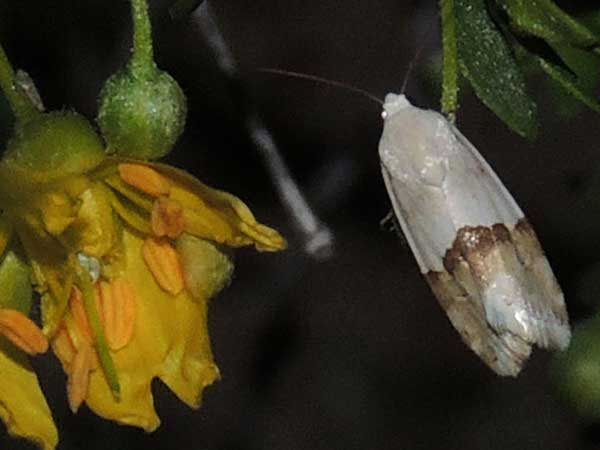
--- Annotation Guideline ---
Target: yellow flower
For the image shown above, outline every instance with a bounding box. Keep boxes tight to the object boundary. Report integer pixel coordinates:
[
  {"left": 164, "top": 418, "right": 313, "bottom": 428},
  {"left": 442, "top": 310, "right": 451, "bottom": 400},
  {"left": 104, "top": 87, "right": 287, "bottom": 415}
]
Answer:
[{"left": 0, "top": 156, "right": 285, "bottom": 448}]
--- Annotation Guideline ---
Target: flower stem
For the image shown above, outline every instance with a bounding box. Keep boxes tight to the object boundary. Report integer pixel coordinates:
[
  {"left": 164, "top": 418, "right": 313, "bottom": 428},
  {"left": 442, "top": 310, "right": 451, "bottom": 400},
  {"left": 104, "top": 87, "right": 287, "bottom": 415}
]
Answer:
[
  {"left": 130, "top": 0, "right": 156, "bottom": 76},
  {"left": 440, "top": 0, "right": 458, "bottom": 122},
  {"left": 0, "top": 42, "right": 38, "bottom": 123},
  {"left": 77, "top": 268, "right": 121, "bottom": 400}
]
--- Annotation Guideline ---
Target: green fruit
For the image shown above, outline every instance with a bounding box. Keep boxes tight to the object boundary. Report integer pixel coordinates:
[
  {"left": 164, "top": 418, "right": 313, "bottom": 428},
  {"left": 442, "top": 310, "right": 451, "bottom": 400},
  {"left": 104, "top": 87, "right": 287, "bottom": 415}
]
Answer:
[
  {"left": 552, "top": 316, "right": 600, "bottom": 420},
  {"left": 0, "top": 111, "right": 105, "bottom": 186},
  {"left": 97, "top": 65, "right": 187, "bottom": 160}
]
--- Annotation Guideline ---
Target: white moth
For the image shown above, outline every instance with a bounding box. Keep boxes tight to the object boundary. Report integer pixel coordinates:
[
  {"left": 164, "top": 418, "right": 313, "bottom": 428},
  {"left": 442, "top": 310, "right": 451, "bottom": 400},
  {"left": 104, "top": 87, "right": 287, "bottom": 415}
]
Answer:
[{"left": 379, "top": 93, "right": 570, "bottom": 376}]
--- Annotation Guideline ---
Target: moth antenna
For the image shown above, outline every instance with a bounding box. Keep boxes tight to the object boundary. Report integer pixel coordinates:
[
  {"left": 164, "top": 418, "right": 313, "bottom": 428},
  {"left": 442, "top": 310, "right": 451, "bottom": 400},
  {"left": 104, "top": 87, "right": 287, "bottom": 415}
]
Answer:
[
  {"left": 400, "top": 18, "right": 437, "bottom": 95},
  {"left": 258, "top": 68, "right": 384, "bottom": 106}
]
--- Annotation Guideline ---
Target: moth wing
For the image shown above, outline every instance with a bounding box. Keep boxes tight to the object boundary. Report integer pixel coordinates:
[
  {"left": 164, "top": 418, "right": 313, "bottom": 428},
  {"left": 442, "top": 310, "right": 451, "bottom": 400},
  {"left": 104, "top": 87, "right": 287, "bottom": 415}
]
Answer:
[
  {"left": 382, "top": 166, "right": 531, "bottom": 375},
  {"left": 426, "top": 270, "right": 531, "bottom": 376},
  {"left": 448, "top": 128, "right": 570, "bottom": 351}
]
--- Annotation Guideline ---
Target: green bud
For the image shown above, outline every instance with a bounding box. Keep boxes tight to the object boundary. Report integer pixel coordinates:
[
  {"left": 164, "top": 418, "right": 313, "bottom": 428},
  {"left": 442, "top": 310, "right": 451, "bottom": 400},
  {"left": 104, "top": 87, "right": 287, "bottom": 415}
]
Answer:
[
  {"left": 0, "top": 111, "right": 105, "bottom": 187},
  {"left": 176, "top": 233, "right": 234, "bottom": 300},
  {"left": 552, "top": 316, "right": 600, "bottom": 420},
  {"left": 97, "top": 0, "right": 187, "bottom": 160},
  {"left": 97, "top": 65, "right": 186, "bottom": 160}
]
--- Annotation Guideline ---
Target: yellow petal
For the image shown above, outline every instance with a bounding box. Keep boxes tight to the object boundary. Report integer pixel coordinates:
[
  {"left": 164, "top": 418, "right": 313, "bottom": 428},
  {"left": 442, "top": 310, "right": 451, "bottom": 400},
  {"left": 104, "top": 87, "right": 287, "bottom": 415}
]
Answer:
[
  {"left": 82, "top": 229, "right": 218, "bottom": 430},
  {"left": 63, "top": 183, "right": 118, "bottom": 258},
  {"left": 0, "top": 341, "right": 58, "bottom": 450},
  {"left": 0, "top": 251, "right": 57, "bottom": 448},
  {"left": 149, "top": 162, "right": 286, "bottom": 251}
]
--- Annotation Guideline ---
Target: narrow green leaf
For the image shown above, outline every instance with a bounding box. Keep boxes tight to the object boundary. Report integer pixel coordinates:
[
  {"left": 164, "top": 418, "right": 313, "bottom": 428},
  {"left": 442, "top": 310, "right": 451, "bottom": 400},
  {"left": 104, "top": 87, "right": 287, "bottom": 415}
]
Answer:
[
  {"left": 512, "top": 36, "right": 600, "bottom": 114},
  {"left": 552, "top": 43, "right": 600, "bottom": 91},
  {"left": 580, "top": 9, "right": 600, "bottom": 36},
  {"left": 536, "top": 57, "right": 600, "bottom": 113},
  {"left": 497, "top": 0, "right": 600, "bottom": 49},
  {"left": 456, "top": 0, "right": 538, "bottom": 139},
  {"left": 440, "top": 0, "right": 459, "bottom": 120}
]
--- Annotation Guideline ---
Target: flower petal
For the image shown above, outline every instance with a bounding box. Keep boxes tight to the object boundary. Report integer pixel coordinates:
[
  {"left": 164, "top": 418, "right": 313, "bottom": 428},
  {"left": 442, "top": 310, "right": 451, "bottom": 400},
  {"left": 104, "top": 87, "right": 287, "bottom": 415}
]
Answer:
[
  {"left": 82, "top": 229, "right": 218, "bottom": 430},
  {"left": 0, "top": 342, "right": 58, "bottom": 450},
  {"left": 109, "top": 159, "right": 286, "bottom": 251},
  {"left": 0, "top": 252, "right": 57, "bottom": 449}
]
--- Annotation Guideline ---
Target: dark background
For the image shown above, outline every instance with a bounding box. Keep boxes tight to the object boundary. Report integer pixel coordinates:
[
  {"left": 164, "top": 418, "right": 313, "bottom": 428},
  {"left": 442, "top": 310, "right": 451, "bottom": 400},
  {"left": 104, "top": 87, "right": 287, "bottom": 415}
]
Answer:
[{"left": 1, "top": 1, "right": 600, "bottom": 449}]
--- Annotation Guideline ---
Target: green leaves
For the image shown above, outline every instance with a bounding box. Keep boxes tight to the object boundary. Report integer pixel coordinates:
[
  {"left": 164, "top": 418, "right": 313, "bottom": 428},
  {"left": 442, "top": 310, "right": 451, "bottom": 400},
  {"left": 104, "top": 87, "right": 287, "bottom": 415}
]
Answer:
[
  {"left": 497, "top": 0, "right": 600, "bottom": 49},
  {"left": 455, "top": 0, "right": 537, "bottom": 138},
  {"left": 441, "top": 0, "right": 600, "bottom": 139}
]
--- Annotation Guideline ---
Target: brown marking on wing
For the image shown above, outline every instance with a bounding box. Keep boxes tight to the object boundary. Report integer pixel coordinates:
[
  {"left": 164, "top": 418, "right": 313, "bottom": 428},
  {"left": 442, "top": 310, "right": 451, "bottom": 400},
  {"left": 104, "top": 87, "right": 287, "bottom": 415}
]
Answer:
[{"left": 426, "top": 270, "right": 531, "bottom": 376}]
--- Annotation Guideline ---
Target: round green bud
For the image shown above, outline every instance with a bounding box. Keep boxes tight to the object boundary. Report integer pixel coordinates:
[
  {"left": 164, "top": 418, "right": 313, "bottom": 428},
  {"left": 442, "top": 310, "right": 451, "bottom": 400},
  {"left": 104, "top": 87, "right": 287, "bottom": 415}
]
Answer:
[
  {"left": 97, "top": 65, "right": 187, "bottom": 160},
  {"left": 0, "top": 111, "right": 105, "bottom": 187},
  {"left": 552, "top": 317, "right": 600, "bottom": 420},
  {"left": 176, "top": 233, "right": 234, "bottom": 300}
]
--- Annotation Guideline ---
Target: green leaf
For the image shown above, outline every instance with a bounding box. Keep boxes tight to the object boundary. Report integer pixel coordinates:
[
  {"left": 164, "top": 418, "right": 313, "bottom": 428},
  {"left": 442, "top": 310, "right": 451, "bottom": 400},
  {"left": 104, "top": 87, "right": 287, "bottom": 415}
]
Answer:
[
  {"left": 0, "top": 251, "right": 32, "bottom": 314},
  {"left": 440, "top": 0, "right": 459, "bottom": 119},
  {"left": 168, "top": 0, "right": 203, "bottom": 20},
  {"left": 497, "top": 0, "right": 600, "bottom": 49},
  {"left": 514, "top": 38, "right": 600, "bottom": 114},
  {"left": 580, "top": 9, "right": 600, "bottom": 36},
  {"left": 536, "top": 56, "right": 600, "bottom": 113},
  {"left": 455, "top": 0, "right": 538, "bottom": 139},
  {"left": 552, "top": 43, "right": 600, "bottom": 90}
]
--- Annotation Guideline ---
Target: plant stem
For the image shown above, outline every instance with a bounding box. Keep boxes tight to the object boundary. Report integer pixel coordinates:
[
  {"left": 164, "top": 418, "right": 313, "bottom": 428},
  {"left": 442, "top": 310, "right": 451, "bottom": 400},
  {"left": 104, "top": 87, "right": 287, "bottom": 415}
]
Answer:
[
  {"left": 440, "top": 0, "right": 458, "bottom": 121},
  {"left": 130, "top": 0, "right": 156, "bottom": 75},
  {"left": 77, "top": 268, "right": 121, "bottom": 400},
  {"left": 0, "top": 42, "right": 38, "bottom": 123}
]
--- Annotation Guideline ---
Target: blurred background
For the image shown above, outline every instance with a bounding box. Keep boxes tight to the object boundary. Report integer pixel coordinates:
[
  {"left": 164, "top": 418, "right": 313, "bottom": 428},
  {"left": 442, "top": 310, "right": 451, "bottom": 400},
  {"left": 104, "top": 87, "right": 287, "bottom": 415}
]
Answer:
[{"left": 1, "top": 0, "right": 600, "bottom": 449}]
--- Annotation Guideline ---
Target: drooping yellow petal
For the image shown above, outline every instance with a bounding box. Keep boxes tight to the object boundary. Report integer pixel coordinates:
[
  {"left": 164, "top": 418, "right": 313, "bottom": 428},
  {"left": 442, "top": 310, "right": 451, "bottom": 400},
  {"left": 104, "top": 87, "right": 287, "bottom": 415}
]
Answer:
[
  {"left": 0, "top": 341, "right": 58, "bottom": 450},
  {"left": 0, "top": 251, "right": 57, "bottom": 449},
  {"left": 82, "top": 229, "right": 218, "bottom": 430},
  {"left": 148, "top": 162, "right": 286, "bottom": 251}
]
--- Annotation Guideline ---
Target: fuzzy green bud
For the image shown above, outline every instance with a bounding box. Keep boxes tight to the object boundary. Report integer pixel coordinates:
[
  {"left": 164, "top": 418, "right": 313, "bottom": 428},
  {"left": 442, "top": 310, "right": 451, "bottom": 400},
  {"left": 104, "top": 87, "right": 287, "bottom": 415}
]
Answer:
[
  {"left": 0, "top": 111, "right": 105, "bottom": 187},
  {"left": 96, "top": 0, "right": 187, "bottom": 160},
  {"left": 97, "top": 65, "right": 186, "bottom": 160}
]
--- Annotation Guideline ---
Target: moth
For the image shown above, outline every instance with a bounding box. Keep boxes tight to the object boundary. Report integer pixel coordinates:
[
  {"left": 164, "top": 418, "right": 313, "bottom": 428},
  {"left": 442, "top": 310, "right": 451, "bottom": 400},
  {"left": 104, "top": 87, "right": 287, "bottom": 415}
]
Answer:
[{"left": 379, "top": 93, "right": 570, "bottom": 376}]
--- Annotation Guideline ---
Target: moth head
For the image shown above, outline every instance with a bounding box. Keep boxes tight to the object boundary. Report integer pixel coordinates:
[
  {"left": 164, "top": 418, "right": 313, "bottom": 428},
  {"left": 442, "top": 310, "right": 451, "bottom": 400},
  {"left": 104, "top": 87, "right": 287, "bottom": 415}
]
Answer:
[
  {"left": 382, "top": 93, "right": 412, "bottom": 119},
  {"left": 379, "top": 97, "right": 448, "bottom": 187}
]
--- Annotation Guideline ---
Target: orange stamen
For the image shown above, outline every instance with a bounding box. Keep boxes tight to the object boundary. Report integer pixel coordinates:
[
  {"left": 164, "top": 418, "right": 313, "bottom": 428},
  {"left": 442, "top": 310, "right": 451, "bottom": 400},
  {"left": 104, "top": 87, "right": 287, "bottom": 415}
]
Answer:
[
  {"left": 96, "top": 279, "right": 136, "bottom": 350},
  {"left": 52, "top": 325, "right": 77, "bottom": 367},
  {"left": 0, "top": 309, "right": 48, "bottom": 355},
  {"left": 67, "top": 343, "right": 93, "bottom": 413},
  {"left": 118, "top": 163, "right": 170, "bottom": 197},
  {"left": 142, "top": 238, "right": 184, "bottom": 295},
  {"left": 151, "top": 196, "right": 185, "bottom": 238}
]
